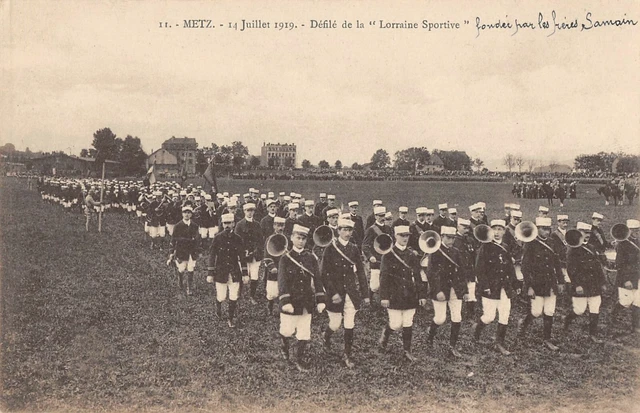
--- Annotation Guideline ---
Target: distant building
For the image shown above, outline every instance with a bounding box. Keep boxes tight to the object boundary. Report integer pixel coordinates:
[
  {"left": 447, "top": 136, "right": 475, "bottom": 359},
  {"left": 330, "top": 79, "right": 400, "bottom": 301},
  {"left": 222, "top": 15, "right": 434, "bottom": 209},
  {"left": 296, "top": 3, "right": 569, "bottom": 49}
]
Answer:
[
  {"left": 261, "top": 142, "right": 296, "bottom": 168},
  {"left": 146, "top": 148, "right": 179, "bottom": 175},
  {"left": 155, "top": 137, "right": 198, "bottom": 175},
  {"left": 533, "top": 164, "right": 572, "bottom": 174},
  {"left": 417, "top": 153, "right": 445, "bottom": 173},
  {"left": 30, "top": 154, "right": 120, "bottom": 177}
]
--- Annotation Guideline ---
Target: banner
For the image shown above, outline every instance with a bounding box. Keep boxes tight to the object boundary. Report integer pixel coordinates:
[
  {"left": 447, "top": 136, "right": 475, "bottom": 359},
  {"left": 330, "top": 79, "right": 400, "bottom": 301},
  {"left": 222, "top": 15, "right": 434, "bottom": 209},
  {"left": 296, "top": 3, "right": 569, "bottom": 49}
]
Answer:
[
  {"left": 146, "top": 164, "right": 156, "bottom": 185},
  {"left": 203, "top": 159, "right": 218, "bottom": 194}
]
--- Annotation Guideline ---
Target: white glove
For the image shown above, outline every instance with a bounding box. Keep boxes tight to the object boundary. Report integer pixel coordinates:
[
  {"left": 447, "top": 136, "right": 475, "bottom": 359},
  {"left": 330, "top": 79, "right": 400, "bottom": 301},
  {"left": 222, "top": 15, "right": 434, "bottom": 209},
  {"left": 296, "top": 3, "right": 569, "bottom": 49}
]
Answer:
[
  {"left": 317, "top": 303, "right": 326, "bottom": 313},
  {"left": 281, "top": 303, "right": 294, "bottom": 314},
  {"left": 242, "top": 275, "right": 250, "bottom": 285},
  {"left": 206, "top": 276, "right": 214, "bottom": 283}
]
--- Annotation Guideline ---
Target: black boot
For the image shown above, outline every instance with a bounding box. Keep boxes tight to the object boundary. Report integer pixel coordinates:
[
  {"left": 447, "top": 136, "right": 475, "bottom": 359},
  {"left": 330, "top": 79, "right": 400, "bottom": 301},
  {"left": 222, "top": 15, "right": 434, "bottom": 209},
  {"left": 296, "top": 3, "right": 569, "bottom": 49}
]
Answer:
[
  {"left": 473, "top": 320, "right": 486, "bottom": 342},
  {"left": 402, "top": 327, "right": 417, "bottom": 362},
  {"left": 564, "top": 311, "right": 577, "bottom": 331},
  {"left": 228, "top": 301, "right": 237, "bottom": 328},
  {"left": 633, "top": 306, "right": 640, "bottom": 333},
  {"left": 280, "top": 334, "right": 290, "bottom": 360},
  {"left": 215, "top": 301, "right": 222, "bottom": 319},
  {"left": 589, "top": 313, "right": 603, "bottom": 344},
  {"left": 517, "top": 314, "right": 533, "bottom": 338},
  {"left": 178, "top": 272, "right": 184, "bottom": 290},
  {"left": 466, "top": 302, "right": 476, "bottom": 321},
  {"left": 186, "top": 272, "right": 194, "bottom": 296},
  {"left": 449, "top": 322, "right": 462, "bottom": 358},
  {"left": 323, "top": 327, "right": 334, "bottom": 352},
  {"left": 427, "top": 322, "right": 439, "bottom": 348},
  {"left": 343, "top": 329, "right": 355, "bottom": 368},
  {"left": 295, "top": 340, "right": 310, "bottom": 372},
  {"left": 267, "top": 300, "right": 274, "bottom": 316},
  {"left": 543, "top": 315, "right": 559, "bottom": 351},
  {"left": 379, "top": 326, "right": 392, "bottom": 350},
  {"left": 495, "top": 323, "right": 511, "bottom": 356},
  {"left": 250, "top": 280, "right": 258, "bottom": 304}
]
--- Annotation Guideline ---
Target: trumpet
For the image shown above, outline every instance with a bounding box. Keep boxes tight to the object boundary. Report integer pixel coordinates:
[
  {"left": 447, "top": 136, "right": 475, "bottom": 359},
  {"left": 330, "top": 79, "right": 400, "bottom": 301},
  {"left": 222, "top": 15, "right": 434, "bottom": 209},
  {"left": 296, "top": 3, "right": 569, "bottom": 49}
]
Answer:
[
  {"left": 473, "top": 224, "right": 495, "bottom": 244},
  {"left": 313, "top": 225, "right": 334, "bottom": 248},
  {"left": 565, "top": 229, "right": 585, "bottom": 248},
  {"left": 374, "top": 233, "right": 394, "bottom": 255},
  {"left": 266, "top": 233, "right": 289, "bottom": 257},
  {"left": 515, "top": 221, "right": 538, "bottom": 243},
  {"left": 611, "top": 223, "right": 630, "bottom": 242}
]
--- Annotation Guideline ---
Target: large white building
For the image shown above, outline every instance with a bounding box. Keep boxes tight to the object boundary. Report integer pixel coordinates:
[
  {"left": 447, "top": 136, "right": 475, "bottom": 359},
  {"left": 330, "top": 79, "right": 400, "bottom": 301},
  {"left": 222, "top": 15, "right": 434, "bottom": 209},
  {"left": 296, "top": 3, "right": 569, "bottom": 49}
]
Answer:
[{"left": 260, "top": 142, "right": 297, "bottom": 168}]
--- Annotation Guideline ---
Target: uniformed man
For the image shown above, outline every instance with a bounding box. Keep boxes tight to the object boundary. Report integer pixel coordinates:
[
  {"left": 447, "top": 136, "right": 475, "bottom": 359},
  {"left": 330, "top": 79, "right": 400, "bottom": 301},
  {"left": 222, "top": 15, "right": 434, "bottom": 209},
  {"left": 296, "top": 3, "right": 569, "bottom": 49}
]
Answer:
[
  {"left": 433, "top": 203, "right": 454, "bottom": 232},
  {"left": 321, "top": 195, "right": 337, "bottom": 224},
  {"left": 538, "top": 206, "right": 549, "bottom": 218},
  {"left": 277, "top": 195, "right": 291, "bottom": 218},
  {"left": 260, "top": 199, "right": 278, "bottom": 238},
  {"left": 384, "top": 211, "right": 394, "bottom": 227},
  {"left": 477, "top": 202, "right": 489, "bottom": 225},
  {"left": 564, "top": 222, "right": 607, "bottom": 343},
  {"left": 503, "top": 210, "right": 525, "bottom": 283},
  {"left": 284, "top": 202, "right": 300, "bottom": 238},
  {"left": 278, "top": 224, "right": 326, "bottom": 372},
  {"left": 473, "top": 219, "right": 521, "bottom": 356},
  {"left": 609, "top": 219, "right": 640, "bottom": 333},
  {"left": 235, "top": 203, "right": 264, "bottom": 304},
  {"left": 448, "top": 208, "right": 458, "bottom": 227},
  {"left": 313, "top": 209, "right": 340, "bottom": 260},
  {"left": 83, "top": 187, "right": 101, "bottom": 232},
  {"left": 298, "top": 200, "right": 322, "bottom": 251},
  {"left": 469, "top": 203, "right": 484, "bottom": 229},
  {"left": 320, "top": 218, "right": 369, "bottom": 368},
  {"left": 379, "top": 225, "right": 427, "bottom": 362},
  {"left": 425, "top": 226, "right": 467, "bottom": 358},
  {"left": 347, "top": 201, "right": 365, "bottom": 250},
  {"left": 170, "top": 204, "right": 201, "bottom": 296},
  {"left": 392, "top": 206, "right": 410, "bottom": 228},
  {"left": 588, "top": 212, "right": 611, "bottom": 261},
  {"left": 409, "top": 207, "right": 437, "bottom": 251},
  {"left": 503, "top": 203, "right": 512, "bottom": 223},
  {"left": 314, "top": 193, "right": 328, "bottom": 217},
  {"left": 453, "top": 218, "right": 477, "bottom": 320},
  {"left": 208, "top": 213, "right": 246, "bottom": 328},
  {"left": 517, "top": 217, "right": 565, "bottom": 351},
  {"left": 263, "top": 216, "right": 287, "bottom": 316},
  {"left": 365, "top": 200, "right": 384, "bottom": 230},
  {"left": 362, "top": 206, "right": 393, "bottom": 300}
]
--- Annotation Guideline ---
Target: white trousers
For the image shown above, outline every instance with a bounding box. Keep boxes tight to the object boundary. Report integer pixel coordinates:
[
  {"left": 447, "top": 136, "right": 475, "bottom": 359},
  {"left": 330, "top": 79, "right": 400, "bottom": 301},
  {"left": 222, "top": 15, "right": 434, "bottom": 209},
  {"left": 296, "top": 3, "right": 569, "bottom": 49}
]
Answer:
[
  {"left": 618, "top": 288, "right": 640, "bottom": 308},
  {"left": 481, "top": 288, "right": 511, "bottom": 325},
  {"left": 216, "top": 275, "right": 240, "bottom": 302},
  {"left": 280, "top": 309, "right": 312, "bottom": 340},
  {"left": 266, "top": 280, "right": 279, "bottom": 300},
  {"left": 530, "top": 292, "right": 556, "bottom": 318},
  {"left": 572, "top": 295, "right": 601, "bottom": 315},
  {"left": 466, "top": 282, "right": 477, "bottom": 302},
  {"left": 247, "top": 259, "right": 261, "bottom": 281},
  {"left": 166, "top": 224, "right": 175, "bottom": 236},
  {"left": 388, "top": 308, "right": 416, "bottom": 331},
  {"left": 370, "top": 268, "right": 380, "bottom": 292},
  {"left": 175, "top": 256, "right": 196, "bottom": 273},
  {"left": 327, "top": 294, "right": 357, "bottom": 330},
  {"left": 432, "top": 288, "right": 462, "bottom": 325}
]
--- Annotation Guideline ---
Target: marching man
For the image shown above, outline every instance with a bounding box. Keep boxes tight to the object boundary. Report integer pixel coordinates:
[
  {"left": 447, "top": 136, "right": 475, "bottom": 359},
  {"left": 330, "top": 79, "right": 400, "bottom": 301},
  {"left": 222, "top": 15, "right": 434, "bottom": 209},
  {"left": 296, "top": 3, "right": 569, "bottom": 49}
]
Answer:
[
  {"left": 425, "top": 226, "right": 467, "bottom": 358},
  {"left": 262, "top": 216, "right": 287, "bottom": 316},
  {"left": 378, "top": 225, "right": 427, "bottom": 362},
  {"left": 320, "top": 217, "right": 369, "bottom": 368},
  {"left": 564, "top": 222, "right": 607, "bottom": 343},
  {"left": 169, "top": 204, "right": 200, "bottom": 296},
  {"left": 363, "top": 206, "right": 393, "bottom": 301},
  {"left": 610, "top": 219, "right": 640, "bottom": 333},
  {"left": 208, "top": 213, "right": 246, "bottom": 328},
  {"left": 517, "top": 217, "right": 565, "bottom": 351},
  {"left": 278, "top": 224, "right": 326, "bottom": 372},
  {"left": 235, "top": 202, "right": 264, "bottom": 304}
]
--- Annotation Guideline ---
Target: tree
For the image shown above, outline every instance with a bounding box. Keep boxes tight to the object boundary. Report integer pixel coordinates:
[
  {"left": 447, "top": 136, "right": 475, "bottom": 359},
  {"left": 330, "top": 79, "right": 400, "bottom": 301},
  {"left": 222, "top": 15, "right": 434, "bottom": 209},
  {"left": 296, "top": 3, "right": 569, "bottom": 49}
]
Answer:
[
  {"left": 548, "top": 161, "right": 559, "bottom": 173},
  {"left": 515, "top": 155, "right": 524, "bottom": 173},
  {"left": 432, "top": 149, "right": 472, "bottom": 171},
  {"left": 249, "top": 155, "right": 261, "bottom": 169},
  {"left": 283, "top": 157, "right": 295, "bottom": 168},
  {"left": 301, "top": 159, "right": 312, "bottom": 169},
  {"left": 92, "top": 128, "right": 120, "bottom": 171},
  {"left": 526, "top": 158, "right": 538, "bottom": 173},
  {"left": 80, "top": 149, "right": 89, "bottom": 158},
  {"left": 118, "top": 135, "right": 147, "bottom": 176},
  {"left": 318, "top": 160, "right": 330, "bottom": 169},
  {"left": 503, "top": 153, "right": 515, "bottom": 172},
  {"left": 351, "top": 162, "right": 363, "bottom": 170},
  {"left": 230, "top": 141, "right": 249, "bottom": 170},
  {"left": 473, "top": 158, "right": 484, "bottom": 172},
  {"left": 0, "top": 143, "right": 16, "bottom": 154},
  {"left": 334, "top": 160, "right": 342, "bottom": 169},
  {"left": 394, "top": 147, "right": 430, "bottom": 173},
  {"left": 615, "top": 155, "right": 640, "bottom": 173},
  {"left": 370, "top": 149, "right": 391, "bottom": 170}
]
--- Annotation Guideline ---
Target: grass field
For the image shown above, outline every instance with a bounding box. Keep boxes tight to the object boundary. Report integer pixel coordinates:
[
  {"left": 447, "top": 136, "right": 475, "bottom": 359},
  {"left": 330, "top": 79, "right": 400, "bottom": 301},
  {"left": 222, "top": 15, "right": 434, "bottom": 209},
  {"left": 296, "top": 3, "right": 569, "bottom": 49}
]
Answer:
[{"left": 1, "top": 177, "right": 639, "bottom": 413}]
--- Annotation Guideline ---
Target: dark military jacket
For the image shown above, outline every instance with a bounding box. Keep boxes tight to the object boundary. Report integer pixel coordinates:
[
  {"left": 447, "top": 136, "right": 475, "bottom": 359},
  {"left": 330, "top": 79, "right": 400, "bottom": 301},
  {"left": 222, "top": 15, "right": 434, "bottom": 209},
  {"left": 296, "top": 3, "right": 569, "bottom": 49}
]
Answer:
[
  {"left": 475, "top": 241, "right": 519, "bottom": 299},
  {"left": 170, "top": 220, "right": 200, "bottom": 261},
  {"left": 320, "top": 239, "right": 368, "bottom": 312},
  {"left": 278, "top": 248, "right": 326, "bottom": 315},
  {"left": 234, "top": 218, "right": 264, "bottom": 261},
  {"left": 362, "top": 223, "right": 393, "bottom": 270},
  {"left": 260, "top": 214, "right": 276, "bottom": 239},
  {"left": 298, "top": 213, "right": 322, "bottom": 250},
  {"left": 549, "top": 229, "right": 568, "bottom": 269},
  {"left": 208, "top": 229, "right": 246, "bottom": 283},
  {"left": 392, "top": 217, "right": 411, "bottom": 228},
  {"left": 521, "top": 237, "right": 564, "bottom": 296},
  {"left": 380, "top": 245, "right": 426, "bottom": 310},
  {"left": 567, "top": 244, "right": 605, "bottom": 297},
  {"left": 427, "top": 245, "right": 467, "bottom": 300},
  {"left": 349, "top": 214, "right": 365, "bottom": 249},
  {"left": 453, "top": 233, "right": 476, "bottom": 283},
  {"left": 615, "top": 238, "right": 640, "bottom": 288},
  {"left": 433, "top": 215, "right": 455, "bottom": 233}
]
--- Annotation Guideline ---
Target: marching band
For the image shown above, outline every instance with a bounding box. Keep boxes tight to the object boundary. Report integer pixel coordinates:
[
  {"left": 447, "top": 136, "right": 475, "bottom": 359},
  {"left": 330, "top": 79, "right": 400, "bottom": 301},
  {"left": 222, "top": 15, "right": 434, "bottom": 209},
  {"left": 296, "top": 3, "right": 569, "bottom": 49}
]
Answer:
[{"left": 33, "top": 176, "right": 640, "bottom": 372}]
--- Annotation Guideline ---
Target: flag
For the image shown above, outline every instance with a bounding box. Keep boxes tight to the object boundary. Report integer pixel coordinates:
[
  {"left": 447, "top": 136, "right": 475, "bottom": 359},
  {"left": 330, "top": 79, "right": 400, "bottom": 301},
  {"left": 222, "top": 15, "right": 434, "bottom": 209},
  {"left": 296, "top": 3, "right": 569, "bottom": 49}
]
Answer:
[
  {"left": 180, "top": 161, "right": 187, "bottom": 182},
  {"left": 146, "top": 164, "right": 156, "bottom": 185},
  {"left": 203, "top": 159, "right": 218, "bottom": 194}
]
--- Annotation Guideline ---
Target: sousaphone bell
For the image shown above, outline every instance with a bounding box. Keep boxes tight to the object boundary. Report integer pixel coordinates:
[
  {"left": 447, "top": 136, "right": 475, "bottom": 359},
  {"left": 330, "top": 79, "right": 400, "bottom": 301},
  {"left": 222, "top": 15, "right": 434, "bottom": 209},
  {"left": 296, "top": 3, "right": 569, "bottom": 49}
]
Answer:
[
  {"left": 374, "top": 233, "right": 394, "bottom": 255},
  {"left": 515, "top": 221, "right": 538, "bottom": 243},
  {"left": 565, "top": 229, "right": 585, "bottom": 248},
  {"left": 266, "top": 233, "right": 289, "bottom": 257},
  {"left": 473, "top": 224, "right": 495, "bottom": 244},
  {"left": 611, "top": 223, "right": 630, "bottom": 242},
  {"left": 418, "top": 230, "right": 441, "bottom": 268},
  {"left": 313, "top": 225, "right": 334, "bottom": 248}
]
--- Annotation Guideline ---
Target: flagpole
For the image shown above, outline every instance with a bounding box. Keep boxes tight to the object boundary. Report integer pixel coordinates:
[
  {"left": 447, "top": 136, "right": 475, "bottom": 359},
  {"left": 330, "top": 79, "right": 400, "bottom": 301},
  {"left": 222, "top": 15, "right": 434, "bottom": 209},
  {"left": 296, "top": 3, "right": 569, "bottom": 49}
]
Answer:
[{"left": 98, "top": 161, "right": 105, "bottom": 233}]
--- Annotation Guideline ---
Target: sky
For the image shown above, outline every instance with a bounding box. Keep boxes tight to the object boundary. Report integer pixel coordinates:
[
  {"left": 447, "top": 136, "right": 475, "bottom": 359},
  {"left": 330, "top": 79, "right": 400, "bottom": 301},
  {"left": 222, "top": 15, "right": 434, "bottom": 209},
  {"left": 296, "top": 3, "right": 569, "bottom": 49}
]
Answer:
[{"left": 1, "top": 0, "right": 639, "bottom": 170}]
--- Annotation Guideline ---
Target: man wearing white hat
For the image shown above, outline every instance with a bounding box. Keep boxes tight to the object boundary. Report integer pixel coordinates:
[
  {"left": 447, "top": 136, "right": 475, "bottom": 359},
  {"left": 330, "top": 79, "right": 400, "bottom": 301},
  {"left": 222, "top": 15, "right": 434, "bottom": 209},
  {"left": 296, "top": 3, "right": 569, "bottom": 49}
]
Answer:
[
  {"left": 453, "top": 218, "right": 478, "bottom": 320},
  {"left": 284, "top": 202, "right": 301, "bottom": 238},
  {"left": 448, "top": 208, "right": 458, "bottom": 227},
  {"left": 298, "top": 200, "right": 322, "bottom": 251},
  {"left": 321, "top": 195, "right": 337, "bottom": 225},
  {"left": 392, "top": 206, "right": 410, "bottom": 229},
  {"left": 262, "top": 216, "right": 287, "bottom": 316},
  {"left": 147, "top": 191, "right": 167, "bottom": 249},
  {"left": 588, "top": 212, "right": 611, "bottom": 260},
  {"left": 474, "top": 219, "right": 520, "bottom": 356},
  {"left": 610, "top": 219, "right": 640, "bottom": 333},
  {"left": 469, "top": 204, "right": 484, "bottom": 229},
  {"left": 503, "top": 210, "right": 525, "bottom": 281},
  {"left": 425, "top": 226, "right": 467, "bottom": 358},
  {"left": 433, "top": 203, "right": 454, "bottom": 233},
  {"left": 550, "top": 215, "right": 571, "bottom": 284},
  {"left": 347, "top": 201, "right": 365, "bottom": 250},
  {"left": 564, "top": 222, "right": 607, "bottom": 343},
  {"left": 235, "top": 203, "right": 264, "bottom": 304},
  {"left": 314, "top": 193, "right": 328, "bottom": 218},
  {"left": 169, "top": 204, "right": 201, "bottom": 296},
  {"left": 313, "top": 209, "right": 340, "bottom": 260},
  {"left": 278, "top": 224, "right": 326, "bottom": 372},
  {"left": 517, "top": 217, "right": 565, "bottom": 351},
  {"left": 362, "top": 206, "right": 394, "bottom": 300},
  {"left": 208, "top": 213, "right": 246, "bottom": 327},
  {"left": 537, "top": 206, "right": 549, "bottom": 218},
  {"left": 260, "top": 199, "right": 278, "bottom": 239},
  {"left": 379, "top": 225, "right": 427, "bottom": 362},
  {"left": 409, "top": 208, "right": 437, "bottom": 251},
  {"left": 320, "top": 217, "right": 369, "bottom": 368},
  {"left": 365, "top": 200, "right": 384, "bottom": 230}
]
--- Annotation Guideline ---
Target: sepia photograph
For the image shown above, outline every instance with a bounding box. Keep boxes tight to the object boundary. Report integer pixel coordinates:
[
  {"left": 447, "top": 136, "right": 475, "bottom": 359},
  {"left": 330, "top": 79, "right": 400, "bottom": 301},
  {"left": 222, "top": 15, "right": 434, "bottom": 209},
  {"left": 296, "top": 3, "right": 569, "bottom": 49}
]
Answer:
[{"left": 1, "top": 0, "right": 639, "bottom": 412}]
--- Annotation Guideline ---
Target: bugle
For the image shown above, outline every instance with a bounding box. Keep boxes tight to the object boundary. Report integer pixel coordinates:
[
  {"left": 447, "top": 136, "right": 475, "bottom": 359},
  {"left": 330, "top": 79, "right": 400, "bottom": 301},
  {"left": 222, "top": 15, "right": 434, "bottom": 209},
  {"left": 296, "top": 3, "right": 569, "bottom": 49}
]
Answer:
[{"left": 473, "top": 224, "right": 495, "bottom": 244}]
